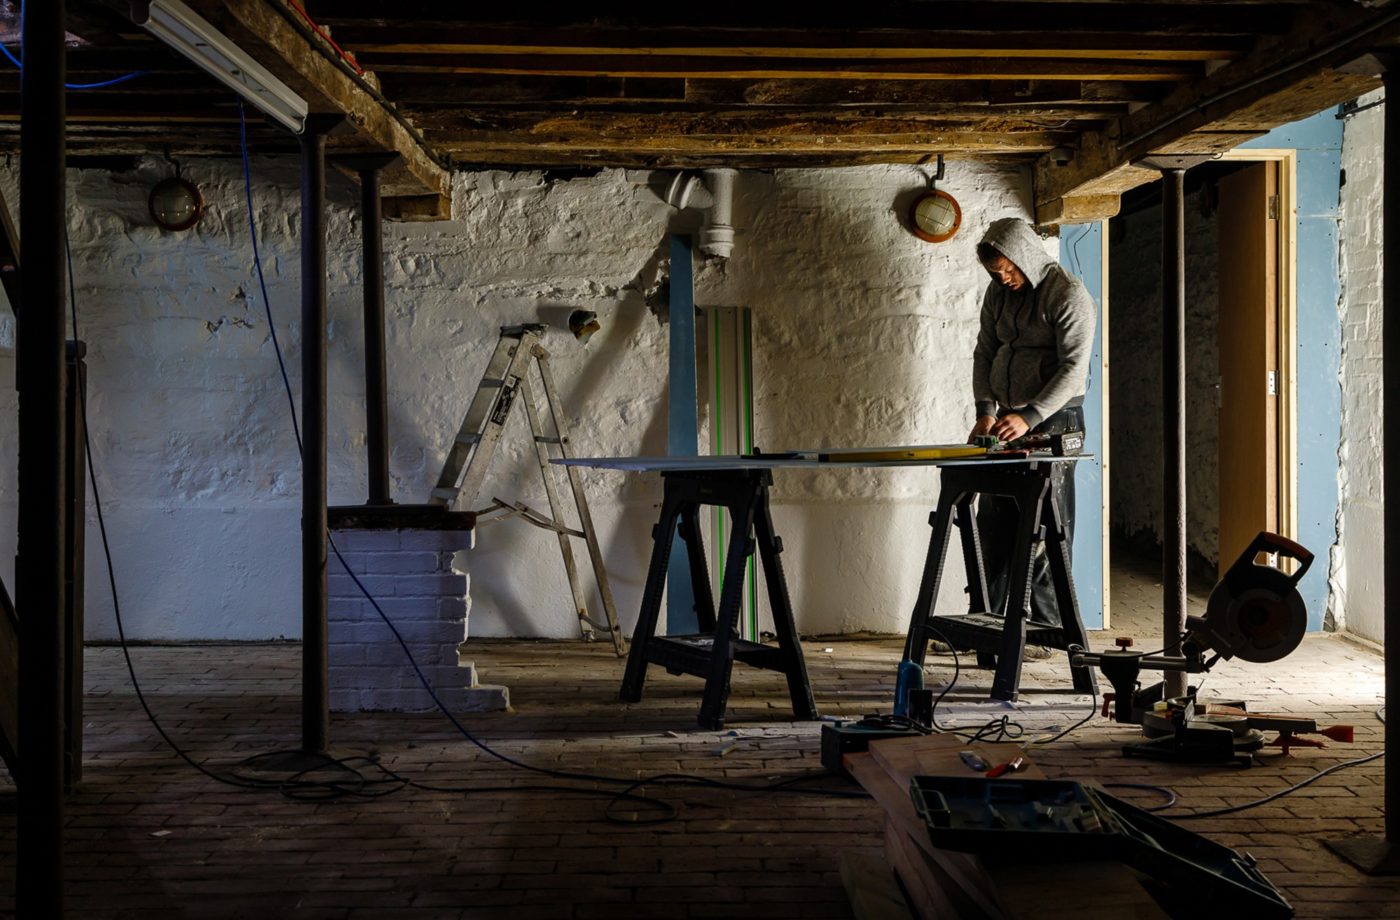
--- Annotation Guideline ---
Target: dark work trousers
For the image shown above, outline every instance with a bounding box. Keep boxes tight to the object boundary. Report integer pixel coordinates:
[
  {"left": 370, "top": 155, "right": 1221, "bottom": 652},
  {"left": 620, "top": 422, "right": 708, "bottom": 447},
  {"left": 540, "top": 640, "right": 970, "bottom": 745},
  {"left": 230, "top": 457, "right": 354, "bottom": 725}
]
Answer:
[{"left": 977, "top": 405, "right": 1082, "bottom": 629}]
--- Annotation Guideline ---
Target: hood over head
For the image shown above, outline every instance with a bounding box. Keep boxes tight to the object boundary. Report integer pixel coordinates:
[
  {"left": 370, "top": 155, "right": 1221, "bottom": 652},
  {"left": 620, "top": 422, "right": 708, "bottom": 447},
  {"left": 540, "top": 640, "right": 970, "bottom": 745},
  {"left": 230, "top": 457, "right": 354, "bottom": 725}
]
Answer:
[{"left": 980, "top": 217, "right": 1055, "bottom": 286}]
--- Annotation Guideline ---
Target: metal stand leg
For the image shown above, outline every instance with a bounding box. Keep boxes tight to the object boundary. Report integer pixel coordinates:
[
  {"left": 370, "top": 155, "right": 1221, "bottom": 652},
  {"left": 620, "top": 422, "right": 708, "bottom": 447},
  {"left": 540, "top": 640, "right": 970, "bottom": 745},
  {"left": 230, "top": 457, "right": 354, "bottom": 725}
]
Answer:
[
  {"left": 619, "top": 495, "right": 681, "bottom": 702},
  {"left": 699, "top": 495, "right": 754, "bottom": 730},
  {"left": 903, "top": 489, "right": 960, "bottom": 667},
  {"left": 1043, "top": 482, "right": 1097, "bottom": 694},
  {"left": 754, "top": 487, "right": 817, "bottom": 722},
  {"left": 955, "top": 495, "right": 991, "bottom": 616},
  {"left": 991, "top": 478, "right": 1047, "bottom": 702},
  {"left": 679, "top": 505, "right": 717, "bottom": 633}
]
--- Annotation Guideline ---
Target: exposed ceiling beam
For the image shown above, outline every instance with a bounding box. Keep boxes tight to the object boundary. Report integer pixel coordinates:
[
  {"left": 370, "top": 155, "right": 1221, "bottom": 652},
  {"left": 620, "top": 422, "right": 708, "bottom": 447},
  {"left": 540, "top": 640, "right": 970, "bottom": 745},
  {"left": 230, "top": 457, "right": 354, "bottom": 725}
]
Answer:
[
  {"left": 349, "top": 37, "right": 1243, "bottom": 62},
  {"left": 377, "top": 75, "right": 1162, "bottom": 108},
  {"left": 314, "top": 4, "right": 1301, "bottom": 37},
  {"left": 358, "top": 54, "right": 1202, "bottom": 83},
  {"left": 182, "top": 0, "right": 451, "bottom": 219},
  {"left": 1033, "top": 2, "right": 1392, "bottom": 224}
]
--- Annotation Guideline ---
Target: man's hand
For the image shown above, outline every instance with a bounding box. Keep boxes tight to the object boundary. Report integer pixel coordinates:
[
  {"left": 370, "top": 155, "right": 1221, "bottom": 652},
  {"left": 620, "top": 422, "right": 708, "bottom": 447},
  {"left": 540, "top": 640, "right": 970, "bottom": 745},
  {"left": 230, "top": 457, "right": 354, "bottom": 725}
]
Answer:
[
  {"left": 992, "top": 413, "right": 1030, "bottom": 442},
  {"left": 968, "top": 415, "right": 997, "bottom": 444}
]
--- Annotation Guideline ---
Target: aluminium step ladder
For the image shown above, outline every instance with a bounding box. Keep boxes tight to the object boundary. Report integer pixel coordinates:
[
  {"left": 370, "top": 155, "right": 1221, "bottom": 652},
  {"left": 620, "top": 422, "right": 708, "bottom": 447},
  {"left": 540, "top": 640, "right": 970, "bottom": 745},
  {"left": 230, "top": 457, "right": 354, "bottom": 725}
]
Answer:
[{"left": 432, "top": 324, "right": 626, "bottom": 656}]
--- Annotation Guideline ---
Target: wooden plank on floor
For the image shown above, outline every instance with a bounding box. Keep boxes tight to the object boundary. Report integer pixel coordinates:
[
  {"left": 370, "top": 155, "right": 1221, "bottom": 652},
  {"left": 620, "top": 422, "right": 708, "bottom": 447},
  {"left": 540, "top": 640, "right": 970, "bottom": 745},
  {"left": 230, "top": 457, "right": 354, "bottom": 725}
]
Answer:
[
  {"left": 858, "top": 735, "right": 1170, "bottom": 920},
  {"left": 845, "top": 752, "right": 1002, "bottom": 919},
  {"left": 841, "top": 848, "right": 917, "bottom": 920},
  {"left": 884, "top": 819, "right": 960, "bottom": 920}
]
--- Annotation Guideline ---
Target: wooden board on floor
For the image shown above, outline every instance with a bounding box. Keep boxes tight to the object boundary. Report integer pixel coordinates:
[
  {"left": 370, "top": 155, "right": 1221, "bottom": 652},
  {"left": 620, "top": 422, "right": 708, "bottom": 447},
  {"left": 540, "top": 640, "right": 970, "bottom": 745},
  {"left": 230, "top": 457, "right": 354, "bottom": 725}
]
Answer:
[
  {"left": 840, "top": 848, "right": 916, "bottom": 920},
  {"left": 845, "top": 753, "right": 1002, "bottom": 919},
  {"left": 853, "top": 734, "right": 1169, "bottom": 920},
  {"left": 883, "top": 819, "right": 961, "bottom": 920}
]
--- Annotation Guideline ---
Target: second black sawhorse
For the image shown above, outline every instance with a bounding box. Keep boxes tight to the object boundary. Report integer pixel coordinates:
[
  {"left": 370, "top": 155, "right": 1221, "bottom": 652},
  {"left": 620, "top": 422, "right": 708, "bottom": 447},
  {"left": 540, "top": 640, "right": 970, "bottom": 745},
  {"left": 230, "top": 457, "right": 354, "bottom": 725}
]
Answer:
[
  {"left": 903, "top": 459, "right": 1097, "bottom": 701},
  {"left": 619, "top": 468, "right": 817, "bottom": 729}
]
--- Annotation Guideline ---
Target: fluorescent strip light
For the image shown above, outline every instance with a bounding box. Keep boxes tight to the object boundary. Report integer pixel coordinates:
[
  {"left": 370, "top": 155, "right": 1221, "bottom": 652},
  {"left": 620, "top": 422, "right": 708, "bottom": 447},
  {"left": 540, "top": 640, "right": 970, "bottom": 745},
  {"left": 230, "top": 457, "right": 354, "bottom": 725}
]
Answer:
[{"left": 131, "top": 0, "right": 308, "bottom": 134}]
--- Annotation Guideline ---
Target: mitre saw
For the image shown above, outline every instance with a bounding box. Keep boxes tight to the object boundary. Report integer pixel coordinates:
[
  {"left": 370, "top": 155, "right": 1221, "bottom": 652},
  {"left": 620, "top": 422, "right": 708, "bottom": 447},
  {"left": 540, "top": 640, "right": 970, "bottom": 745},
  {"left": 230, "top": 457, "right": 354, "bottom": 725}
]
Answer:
[{"left": 1073, "top": 532, "right": 1351, "bottom": 765}]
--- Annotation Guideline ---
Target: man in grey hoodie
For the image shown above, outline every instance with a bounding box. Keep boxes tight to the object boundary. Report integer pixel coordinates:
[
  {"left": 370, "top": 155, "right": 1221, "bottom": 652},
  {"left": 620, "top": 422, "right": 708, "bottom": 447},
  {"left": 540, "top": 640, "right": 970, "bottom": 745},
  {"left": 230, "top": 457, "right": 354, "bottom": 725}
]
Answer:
[{"left": 969, "top": 217, "right": 1096, "bottom": 630}]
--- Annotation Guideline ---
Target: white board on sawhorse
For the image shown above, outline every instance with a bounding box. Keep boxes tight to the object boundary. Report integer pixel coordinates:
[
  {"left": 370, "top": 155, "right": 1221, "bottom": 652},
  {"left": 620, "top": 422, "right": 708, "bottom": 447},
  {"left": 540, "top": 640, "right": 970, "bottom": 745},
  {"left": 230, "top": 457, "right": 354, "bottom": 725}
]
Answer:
[{"left": 431, "top": 323, "right": 625, "bottom": 656}]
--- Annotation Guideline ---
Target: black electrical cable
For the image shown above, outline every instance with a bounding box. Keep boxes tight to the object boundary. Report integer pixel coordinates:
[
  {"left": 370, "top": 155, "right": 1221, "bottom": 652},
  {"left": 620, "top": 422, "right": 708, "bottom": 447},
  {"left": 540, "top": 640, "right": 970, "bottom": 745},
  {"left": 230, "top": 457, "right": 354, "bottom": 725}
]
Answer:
[
  {"left": 65, "top": 178, "right": 680, "bottom": 814},
  {"left": 924, "top": 622, "right": 1098, "bottom": 746},
  {"left": 1102, "top": 782, "right": 1177, "bottom": 812},
  {"left": 60, "top": 105, "right": 868, "bottom": 824}
]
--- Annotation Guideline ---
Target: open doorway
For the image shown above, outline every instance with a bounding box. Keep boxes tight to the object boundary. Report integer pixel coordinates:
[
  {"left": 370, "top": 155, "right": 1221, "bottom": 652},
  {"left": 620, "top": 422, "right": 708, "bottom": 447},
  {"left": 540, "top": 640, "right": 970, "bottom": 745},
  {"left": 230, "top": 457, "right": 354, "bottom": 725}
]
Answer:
[{"left": 1105, "top": 153, "right": 1297, "bottom": 626}]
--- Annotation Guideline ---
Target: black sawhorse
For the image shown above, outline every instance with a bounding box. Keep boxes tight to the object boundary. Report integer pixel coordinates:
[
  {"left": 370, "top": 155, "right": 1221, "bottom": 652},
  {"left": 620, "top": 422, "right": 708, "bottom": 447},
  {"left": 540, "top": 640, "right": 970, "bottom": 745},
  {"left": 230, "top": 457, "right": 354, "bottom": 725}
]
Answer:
[
  {"left": 903, "top": 460, "right": 1096, "bottom": 701},
  {"left": 619, "top": 468, "right": 817, "bottom": 729}
]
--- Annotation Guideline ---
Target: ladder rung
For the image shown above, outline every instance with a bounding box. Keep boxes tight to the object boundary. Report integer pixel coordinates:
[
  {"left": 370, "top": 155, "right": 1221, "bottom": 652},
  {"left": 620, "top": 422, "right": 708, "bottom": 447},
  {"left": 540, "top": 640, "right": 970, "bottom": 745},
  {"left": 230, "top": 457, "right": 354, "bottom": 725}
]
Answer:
[
  {"left": 534, "top": 436, "right": 563, "bottom": 444},
  {"left": 455, "top": 433, "right": 483, "bottom": 445},
  {"left": 431, "top": 487, "right": 460, "bottom": 502},
  {"left": 480, "top": 377, "right": 507, "bottom": 387}
]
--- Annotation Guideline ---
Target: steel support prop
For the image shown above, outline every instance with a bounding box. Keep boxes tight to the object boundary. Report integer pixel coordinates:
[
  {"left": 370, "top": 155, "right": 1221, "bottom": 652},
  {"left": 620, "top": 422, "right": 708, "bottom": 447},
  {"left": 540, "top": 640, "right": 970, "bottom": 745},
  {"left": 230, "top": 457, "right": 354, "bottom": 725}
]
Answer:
[
  {"left": 334, "top": 154, "right": 399, "bottom": 506},
  {"left": 1161, "top": 167, "right": 1188, "bottom": 700},
  {"left": 299, "top": 116, "right": 343, "bottom": 755},
  {"left": 63, "top": 342, "right": 87, "bottom": 791},
  {"left": 16, "top": 0, "right": 68, "bottom": 915}
]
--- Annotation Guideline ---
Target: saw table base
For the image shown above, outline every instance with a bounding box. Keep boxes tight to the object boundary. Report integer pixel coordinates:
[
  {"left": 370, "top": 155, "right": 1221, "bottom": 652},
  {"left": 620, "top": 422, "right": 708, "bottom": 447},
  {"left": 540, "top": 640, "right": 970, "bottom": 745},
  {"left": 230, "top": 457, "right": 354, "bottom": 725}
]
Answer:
[
  {"left": 619, "top": 468, "right": 817, "bottom": 729},
  {"left": 903, "top": 462, "right": 1096, "bottom": 701}
]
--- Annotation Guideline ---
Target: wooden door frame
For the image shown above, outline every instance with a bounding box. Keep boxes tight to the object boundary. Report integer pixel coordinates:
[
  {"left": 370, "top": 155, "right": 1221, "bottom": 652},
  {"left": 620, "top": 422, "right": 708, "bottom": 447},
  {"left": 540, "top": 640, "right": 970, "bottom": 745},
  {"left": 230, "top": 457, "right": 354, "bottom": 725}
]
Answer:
[
  {"left": 1215, "top": 148, "right": 1300, "bottom": 554},
  {"left": 1097, "top": 219, "right": 1112, "bottom": 629}
]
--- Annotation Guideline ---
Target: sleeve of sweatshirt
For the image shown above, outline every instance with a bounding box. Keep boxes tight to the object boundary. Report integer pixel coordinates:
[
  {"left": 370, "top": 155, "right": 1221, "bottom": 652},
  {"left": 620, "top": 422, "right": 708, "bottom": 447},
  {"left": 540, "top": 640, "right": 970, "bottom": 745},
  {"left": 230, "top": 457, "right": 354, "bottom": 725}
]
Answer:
[
  {"left": 1021, "top": 281, "right": 1095, "bottom": 429},
  {"left": 971, "top": 287, "right": 999, "bottom": 419}
]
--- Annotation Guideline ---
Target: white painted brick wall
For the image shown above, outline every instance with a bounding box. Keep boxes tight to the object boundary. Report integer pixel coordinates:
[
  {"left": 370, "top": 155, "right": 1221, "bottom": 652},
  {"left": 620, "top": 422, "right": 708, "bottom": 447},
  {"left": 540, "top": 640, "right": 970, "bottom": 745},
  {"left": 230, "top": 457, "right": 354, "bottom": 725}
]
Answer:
[
  {"left": 328, "top": 526, "right": 506, "bottom": 712},
  {"left": 0, "top": 157, "right": 1041, "bottom": 641},
  {"left": 1335, "top": 89, "right": 1385, "bottom": 643}
]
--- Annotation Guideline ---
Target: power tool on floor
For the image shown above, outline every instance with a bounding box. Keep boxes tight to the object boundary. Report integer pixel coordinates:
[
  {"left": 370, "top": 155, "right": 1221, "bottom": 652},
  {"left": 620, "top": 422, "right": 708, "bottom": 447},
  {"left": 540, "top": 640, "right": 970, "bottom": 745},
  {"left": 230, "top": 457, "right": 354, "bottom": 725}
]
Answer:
[{"left": 1072, "top": 532, "right": 1334, "bottom": 766}]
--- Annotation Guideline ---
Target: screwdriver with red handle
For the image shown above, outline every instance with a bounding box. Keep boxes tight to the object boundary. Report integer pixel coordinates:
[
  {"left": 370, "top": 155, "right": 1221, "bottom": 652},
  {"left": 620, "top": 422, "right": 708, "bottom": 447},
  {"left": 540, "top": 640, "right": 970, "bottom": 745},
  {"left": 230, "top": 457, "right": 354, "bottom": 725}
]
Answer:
[{"left": 985, "top": 755, "right": 1025, "bottom": 778}]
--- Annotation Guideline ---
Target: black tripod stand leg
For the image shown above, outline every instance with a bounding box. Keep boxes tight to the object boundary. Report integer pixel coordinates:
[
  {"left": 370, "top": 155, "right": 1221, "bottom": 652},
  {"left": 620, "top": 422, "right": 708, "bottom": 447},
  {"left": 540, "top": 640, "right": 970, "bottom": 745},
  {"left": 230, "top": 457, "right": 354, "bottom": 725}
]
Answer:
[
  {"left": 954, "top": 493, "right": 990, "bottom": 615},
  {"left": 754, "top": 482, "right": 817, "bottom": 721},
  {"left": 620, "top": 492, "right": 684, "bottom": 703},
  {"left": 990, "top": 476, "right": 1047, "bottom": 702},
  {"left": 698, "top": 493, "right": 756, "bottom": 730},
  {"left": 678, "top": 504, "right": 718, "bottom": 633},
  {"left": 1043, "top": 477, "right": 1097, "bottom": 694},
  {"left": 903, "top": 487, "right": 960, "bottom": 666}
]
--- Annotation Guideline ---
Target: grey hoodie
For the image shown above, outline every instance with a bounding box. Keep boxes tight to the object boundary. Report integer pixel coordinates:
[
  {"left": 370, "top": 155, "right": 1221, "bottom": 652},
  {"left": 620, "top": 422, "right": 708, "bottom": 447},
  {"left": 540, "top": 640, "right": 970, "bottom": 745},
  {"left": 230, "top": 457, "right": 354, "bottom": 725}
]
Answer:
[{"left": 972, "top": 218, "right": 1096, "bottom": 429}]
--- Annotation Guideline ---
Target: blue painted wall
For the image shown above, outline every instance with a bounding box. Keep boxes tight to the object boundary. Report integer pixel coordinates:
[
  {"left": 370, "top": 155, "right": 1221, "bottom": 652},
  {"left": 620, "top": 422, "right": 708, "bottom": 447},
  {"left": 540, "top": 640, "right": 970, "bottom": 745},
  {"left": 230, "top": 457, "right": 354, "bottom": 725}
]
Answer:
[
  {"left": 1242, "top": 114, "right": 1343, "bottom": 630},
  {"left": 1061, "top": 223, "right": 1105, "bottom": 630}
]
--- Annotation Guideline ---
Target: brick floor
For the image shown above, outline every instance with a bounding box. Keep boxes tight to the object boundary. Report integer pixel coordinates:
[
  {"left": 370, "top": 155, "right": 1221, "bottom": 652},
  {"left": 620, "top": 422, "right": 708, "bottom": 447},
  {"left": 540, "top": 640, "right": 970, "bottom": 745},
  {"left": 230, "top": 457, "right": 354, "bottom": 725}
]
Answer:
[{"left": 0, "top": 553, "right": 1393, "bottom": 918}]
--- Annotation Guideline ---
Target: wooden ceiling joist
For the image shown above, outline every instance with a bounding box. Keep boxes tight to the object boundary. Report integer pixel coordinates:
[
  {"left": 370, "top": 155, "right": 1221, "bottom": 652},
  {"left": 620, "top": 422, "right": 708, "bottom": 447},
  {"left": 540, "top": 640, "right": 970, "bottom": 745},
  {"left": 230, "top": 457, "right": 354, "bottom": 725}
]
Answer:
[
  {"left": 312, "top": 5, "right": 1299, "bottom": 40},
  {"left": 359, "top": 55, "right": 1203, "bottom": 83},
  {"left": 182, "top": 0, "right": 452, "bottom": 219},
  {"left": 1033, "top": 2, "right": 1395, "bottom": 223},
  {"left": 8, "top": 1, "right": 1387, "bottom": 222},
  {"left": 377, "top": 75, "right": 1163, "bottom": 109}
]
